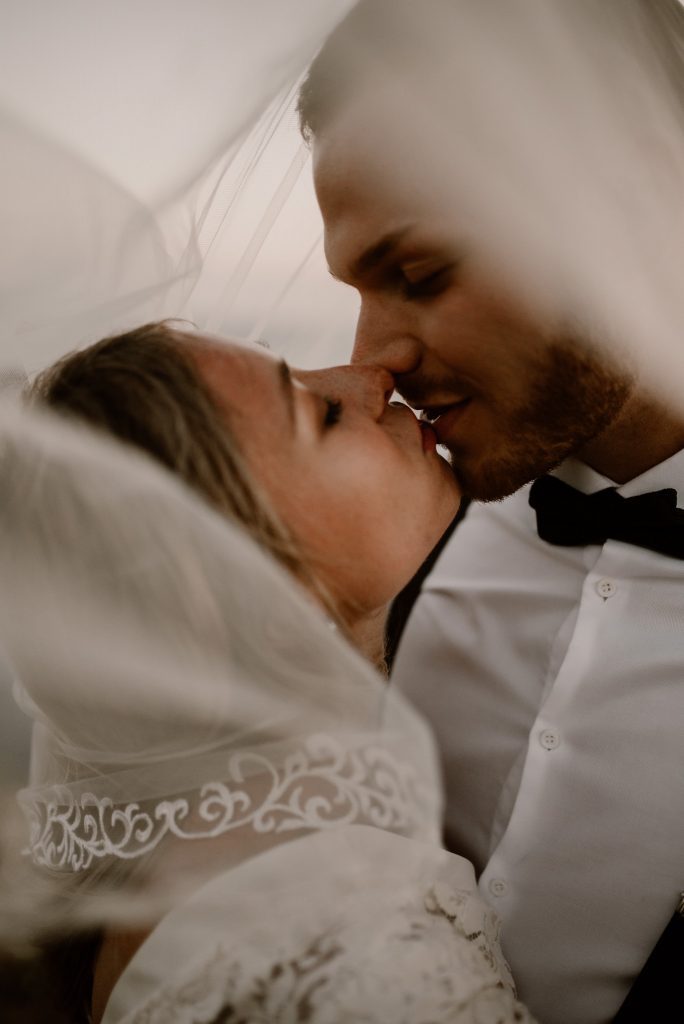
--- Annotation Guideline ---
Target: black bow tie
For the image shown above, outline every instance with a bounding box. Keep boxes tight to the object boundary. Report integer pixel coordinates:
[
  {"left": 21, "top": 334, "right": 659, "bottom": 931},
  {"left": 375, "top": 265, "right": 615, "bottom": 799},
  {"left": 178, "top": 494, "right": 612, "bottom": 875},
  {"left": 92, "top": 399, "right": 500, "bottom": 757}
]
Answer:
[{"left": 529, "top": 475, "right": 684, "bottom": 559}]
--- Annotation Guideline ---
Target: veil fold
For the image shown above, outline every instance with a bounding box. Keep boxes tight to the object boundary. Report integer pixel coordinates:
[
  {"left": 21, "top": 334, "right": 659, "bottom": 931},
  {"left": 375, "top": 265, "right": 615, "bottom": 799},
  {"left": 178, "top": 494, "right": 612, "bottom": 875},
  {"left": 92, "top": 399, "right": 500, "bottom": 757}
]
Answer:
[
  {"left": 3, "top": 0, "right": 684, "bottom": 960},
  {"left": 0, "top": 401, "right": 441, "bottom": 942},
  {"left": 4, "top": 1, "right": 684, "bottom": 390},
  {"left": 0, "top": 0, "right": 358, "bottom": 373}
]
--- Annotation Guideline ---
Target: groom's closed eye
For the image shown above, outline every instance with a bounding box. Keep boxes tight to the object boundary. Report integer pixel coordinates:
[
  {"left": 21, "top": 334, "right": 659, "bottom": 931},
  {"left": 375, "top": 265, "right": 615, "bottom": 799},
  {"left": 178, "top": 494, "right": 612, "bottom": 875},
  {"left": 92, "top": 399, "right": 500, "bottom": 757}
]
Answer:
[
  {"left": 326, "top": 225, "right": 414, "bottom": 288},
  {"left": 398, "top": 264, "right": 455, "bottom": 300}
]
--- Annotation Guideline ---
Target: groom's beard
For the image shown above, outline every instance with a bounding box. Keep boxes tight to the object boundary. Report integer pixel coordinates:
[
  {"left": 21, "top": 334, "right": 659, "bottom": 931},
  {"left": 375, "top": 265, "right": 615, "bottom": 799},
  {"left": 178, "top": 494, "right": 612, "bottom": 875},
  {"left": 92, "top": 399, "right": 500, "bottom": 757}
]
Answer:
[{"left": 432, "top": 342, "right": 634, "bottom": 503}]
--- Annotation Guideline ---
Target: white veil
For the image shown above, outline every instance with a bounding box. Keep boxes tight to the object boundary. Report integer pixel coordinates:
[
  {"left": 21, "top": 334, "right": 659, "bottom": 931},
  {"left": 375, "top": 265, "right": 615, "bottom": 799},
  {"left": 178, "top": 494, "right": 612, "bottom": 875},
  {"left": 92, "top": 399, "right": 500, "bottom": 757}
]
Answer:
[
  {"left": 3, "top": 0, "right": 684, "bottom": 979},
  {"left": 0, "top": 400, "right": 441, "bottom": 944},
  {"left": 3, "top": 0, "right": 684, "bottom": 390},
  {"left": 0, "top": 0, "right": 360, "bottom": 376}
]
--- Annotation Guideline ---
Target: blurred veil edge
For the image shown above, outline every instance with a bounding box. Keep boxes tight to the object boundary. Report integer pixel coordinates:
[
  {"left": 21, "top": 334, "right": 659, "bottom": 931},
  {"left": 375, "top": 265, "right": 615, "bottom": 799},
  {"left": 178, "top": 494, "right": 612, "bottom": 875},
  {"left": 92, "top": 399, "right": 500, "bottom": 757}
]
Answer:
[
  {"left": 0, "top": 399, "right": 401, "bottom": 946},
  {"left": 312, "top": 0, "right": 684, "bottom": 408},
  {"left": 0, "top": 0, "right": 358, "bottom": 372},
  {"left": 3, "top": 0, "right": 684, "bottom": 947},
  {"left": 3, "top": 0, "right": 684, "bottom": 390}
]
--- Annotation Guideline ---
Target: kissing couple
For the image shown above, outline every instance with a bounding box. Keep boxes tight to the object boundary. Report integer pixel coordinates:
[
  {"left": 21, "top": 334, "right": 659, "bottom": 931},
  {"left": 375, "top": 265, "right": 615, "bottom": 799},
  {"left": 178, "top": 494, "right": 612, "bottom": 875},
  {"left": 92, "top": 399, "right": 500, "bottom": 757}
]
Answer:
[{"left": 3, "top": 2, "right": 684, "bottom": 1023}]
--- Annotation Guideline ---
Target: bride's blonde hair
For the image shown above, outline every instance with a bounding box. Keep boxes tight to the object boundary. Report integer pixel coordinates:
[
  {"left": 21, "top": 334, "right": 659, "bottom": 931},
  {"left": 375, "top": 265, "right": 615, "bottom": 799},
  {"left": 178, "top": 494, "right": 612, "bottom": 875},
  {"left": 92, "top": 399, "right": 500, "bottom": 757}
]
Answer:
[
  {"left": 13, "top": 329, "right": 389, "bottom": 1015},
  {"left": 29, "top": 322, "right": 316, "bottom": 587}
]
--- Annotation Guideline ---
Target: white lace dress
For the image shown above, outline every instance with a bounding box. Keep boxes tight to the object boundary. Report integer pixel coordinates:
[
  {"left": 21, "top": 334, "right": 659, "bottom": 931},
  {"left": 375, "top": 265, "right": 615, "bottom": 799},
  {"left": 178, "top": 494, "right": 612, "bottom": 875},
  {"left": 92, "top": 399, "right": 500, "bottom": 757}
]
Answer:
[{"left": 101, "top": 827, "right": 535, "bottom": 1024}]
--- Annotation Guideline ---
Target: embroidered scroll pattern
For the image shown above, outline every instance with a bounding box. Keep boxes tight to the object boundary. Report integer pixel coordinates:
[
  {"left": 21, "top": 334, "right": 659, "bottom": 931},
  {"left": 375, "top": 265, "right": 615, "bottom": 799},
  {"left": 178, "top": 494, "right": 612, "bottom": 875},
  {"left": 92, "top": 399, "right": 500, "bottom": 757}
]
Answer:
[{"left": 23, "top": 734, "right": 433, "bottom": 870}]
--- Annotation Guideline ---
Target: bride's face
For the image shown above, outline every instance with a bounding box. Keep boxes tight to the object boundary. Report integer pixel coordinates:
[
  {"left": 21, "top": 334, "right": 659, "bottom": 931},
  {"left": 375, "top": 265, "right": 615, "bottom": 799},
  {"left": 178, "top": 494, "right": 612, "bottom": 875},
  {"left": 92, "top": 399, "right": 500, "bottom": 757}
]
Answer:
[{"left": 189, "top": 336, "right": 460, "bottom": 616}]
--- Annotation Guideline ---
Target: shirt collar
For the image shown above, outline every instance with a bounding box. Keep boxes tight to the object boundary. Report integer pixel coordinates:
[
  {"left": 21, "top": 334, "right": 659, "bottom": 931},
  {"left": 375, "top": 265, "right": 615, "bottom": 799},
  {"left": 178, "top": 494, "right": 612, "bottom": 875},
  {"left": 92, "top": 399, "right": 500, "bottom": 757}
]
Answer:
[{"left": 552, "top": 448, "right": 684, "bottom": 505}]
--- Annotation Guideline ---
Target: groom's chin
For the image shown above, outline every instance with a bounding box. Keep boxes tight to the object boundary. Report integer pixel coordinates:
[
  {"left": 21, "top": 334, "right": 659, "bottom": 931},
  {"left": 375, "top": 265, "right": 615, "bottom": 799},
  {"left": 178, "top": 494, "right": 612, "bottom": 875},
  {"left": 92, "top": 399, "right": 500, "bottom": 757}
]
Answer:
[{"left": 450, "top": 450, "right": 562, "bottom": 504}]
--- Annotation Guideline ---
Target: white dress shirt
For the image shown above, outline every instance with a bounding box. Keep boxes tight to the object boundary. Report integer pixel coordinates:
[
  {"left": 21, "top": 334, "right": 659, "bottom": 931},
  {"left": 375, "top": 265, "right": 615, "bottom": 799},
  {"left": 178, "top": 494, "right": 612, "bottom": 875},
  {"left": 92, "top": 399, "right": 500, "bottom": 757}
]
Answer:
[{"left": 394, "top": 451, "right": 684, "bottom": 1024}]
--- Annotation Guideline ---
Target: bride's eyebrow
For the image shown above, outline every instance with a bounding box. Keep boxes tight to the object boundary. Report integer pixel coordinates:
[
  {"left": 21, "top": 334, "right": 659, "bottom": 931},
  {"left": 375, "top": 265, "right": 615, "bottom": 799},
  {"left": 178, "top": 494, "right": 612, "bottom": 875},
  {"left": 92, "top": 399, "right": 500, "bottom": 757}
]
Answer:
[{"left": 277, "top": 359, "right": 296, "bottom": 430}]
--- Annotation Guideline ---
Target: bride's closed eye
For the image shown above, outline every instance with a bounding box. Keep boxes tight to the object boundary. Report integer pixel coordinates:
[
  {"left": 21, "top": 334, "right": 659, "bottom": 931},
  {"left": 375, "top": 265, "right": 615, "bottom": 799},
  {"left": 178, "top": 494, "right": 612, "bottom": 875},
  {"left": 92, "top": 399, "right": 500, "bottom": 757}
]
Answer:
[{"left": 323, "top": 398, "right": 342, "bottom": 428}]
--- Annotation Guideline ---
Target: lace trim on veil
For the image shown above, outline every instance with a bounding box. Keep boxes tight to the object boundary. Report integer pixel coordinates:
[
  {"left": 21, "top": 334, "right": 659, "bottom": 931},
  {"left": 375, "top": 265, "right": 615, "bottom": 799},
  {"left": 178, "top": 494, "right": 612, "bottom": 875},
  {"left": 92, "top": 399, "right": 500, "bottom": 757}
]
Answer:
[{"left": 21, "top": 734, "right": 437, "bottom": 871}]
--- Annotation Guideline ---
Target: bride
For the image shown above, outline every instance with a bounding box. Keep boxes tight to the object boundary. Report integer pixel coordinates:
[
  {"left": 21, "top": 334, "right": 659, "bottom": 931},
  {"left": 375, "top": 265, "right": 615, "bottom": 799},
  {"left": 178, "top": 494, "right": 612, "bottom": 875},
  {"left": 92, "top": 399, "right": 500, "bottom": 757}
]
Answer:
[
  {"left": 30, "top": 320, "right": 458, "bottom": 670},
  {"left": 0, "top": 322, "right": 536, "bottom": 1022}
]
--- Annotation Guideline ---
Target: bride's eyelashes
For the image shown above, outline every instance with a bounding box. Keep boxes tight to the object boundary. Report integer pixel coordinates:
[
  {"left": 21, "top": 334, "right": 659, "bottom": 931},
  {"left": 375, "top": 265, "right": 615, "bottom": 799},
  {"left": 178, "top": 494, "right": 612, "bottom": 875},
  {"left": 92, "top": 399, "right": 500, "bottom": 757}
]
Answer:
[{"left": 323, "top": 398, "right": 343, "bottom": 428}]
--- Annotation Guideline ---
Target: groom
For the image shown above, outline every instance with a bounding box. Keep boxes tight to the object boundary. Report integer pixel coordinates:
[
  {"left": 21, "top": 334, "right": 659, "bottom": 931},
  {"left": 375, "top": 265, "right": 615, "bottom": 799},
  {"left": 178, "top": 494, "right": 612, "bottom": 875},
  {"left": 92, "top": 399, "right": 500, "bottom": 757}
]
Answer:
[{"left": 299, "top": 2, "right": 684, "bottom": 1022}]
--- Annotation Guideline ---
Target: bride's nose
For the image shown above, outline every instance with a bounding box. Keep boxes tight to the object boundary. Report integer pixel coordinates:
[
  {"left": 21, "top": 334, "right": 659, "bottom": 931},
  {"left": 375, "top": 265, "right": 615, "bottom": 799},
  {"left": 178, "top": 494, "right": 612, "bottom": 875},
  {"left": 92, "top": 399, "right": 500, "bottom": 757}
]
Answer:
[{"left": 294, "top": 365, "right": 394, "bottom": 419}]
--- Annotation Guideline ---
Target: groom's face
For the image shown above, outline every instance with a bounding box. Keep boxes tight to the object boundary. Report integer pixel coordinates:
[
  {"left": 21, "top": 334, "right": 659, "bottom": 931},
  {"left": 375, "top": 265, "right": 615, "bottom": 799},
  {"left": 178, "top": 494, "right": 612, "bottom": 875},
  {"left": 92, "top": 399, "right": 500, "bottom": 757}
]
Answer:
[{"left": 313, "top": 95, "right": 634, "bottom": 501}]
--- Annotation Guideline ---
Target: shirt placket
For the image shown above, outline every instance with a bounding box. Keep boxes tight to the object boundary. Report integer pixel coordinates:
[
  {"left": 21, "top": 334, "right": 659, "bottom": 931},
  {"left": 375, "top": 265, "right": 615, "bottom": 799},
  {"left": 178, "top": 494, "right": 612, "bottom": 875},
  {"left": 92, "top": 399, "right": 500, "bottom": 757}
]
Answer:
[{"left": 480, "top": 541, "right": 624, "bottom": 903}]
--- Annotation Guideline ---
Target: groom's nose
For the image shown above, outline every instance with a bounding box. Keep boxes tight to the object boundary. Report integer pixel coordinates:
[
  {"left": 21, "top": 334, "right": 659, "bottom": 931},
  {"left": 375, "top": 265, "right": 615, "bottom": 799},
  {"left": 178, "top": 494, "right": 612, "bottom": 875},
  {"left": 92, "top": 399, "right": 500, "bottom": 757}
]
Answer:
[
  {"left": 294, "top": 365, "right": 394, "bottom": 419},
  {"left": 351, "top": 298, "right": 422, "bottom": 377}
]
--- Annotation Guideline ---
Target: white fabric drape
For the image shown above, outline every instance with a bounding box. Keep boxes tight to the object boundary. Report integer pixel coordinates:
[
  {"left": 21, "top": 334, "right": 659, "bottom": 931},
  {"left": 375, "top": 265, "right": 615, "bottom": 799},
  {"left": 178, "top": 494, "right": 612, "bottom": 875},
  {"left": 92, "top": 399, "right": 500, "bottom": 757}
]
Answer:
[
  {"left": 3, "top": 0, "right": 684, "bottom": 391},
  {"left": 0, "top": 400, "right": 441, "bottom": 941},
  {"left": 0, "top": 0, "right": 359, "bottom": 377},
  {"left": 3, "top": 0, "right": 684, "bottom": 958}
]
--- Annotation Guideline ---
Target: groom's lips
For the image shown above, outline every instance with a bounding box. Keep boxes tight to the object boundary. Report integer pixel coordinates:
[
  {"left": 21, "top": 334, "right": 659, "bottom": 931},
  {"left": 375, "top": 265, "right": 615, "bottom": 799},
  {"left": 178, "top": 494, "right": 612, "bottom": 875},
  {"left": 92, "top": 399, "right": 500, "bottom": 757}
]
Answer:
[{"left": 419, "top": 398, "right": 472, "bottom": 443}]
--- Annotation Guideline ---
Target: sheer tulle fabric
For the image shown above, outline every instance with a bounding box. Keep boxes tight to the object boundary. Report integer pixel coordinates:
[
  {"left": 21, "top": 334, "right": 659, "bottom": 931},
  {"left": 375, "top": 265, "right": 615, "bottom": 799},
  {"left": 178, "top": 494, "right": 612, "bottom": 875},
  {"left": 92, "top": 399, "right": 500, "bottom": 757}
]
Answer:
[
  {"left": 0, "top": 406, "right": 541, "bottom": 1021},
  {"left": 1, "top": 2, "right": 684, "bottom": 1015},
  {"left": 0, "top": 402, "right": 444, "bottom": 932},
  {"left": 0, "top": 0, "right": 359, "bottom": 377},
  {"left": 3, "top": 2, "right": 684, "bottom": 391}
]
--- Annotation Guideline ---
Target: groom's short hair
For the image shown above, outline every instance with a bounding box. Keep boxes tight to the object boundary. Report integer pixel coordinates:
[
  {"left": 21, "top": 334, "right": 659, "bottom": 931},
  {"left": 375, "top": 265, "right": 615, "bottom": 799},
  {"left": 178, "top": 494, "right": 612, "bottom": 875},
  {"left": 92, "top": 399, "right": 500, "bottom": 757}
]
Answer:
[
  {"left": 298, "top": 0, "right": 684, "bottom": 142},
  {"left": 297, "top": 0, "right": 432, "bottom": 142}
]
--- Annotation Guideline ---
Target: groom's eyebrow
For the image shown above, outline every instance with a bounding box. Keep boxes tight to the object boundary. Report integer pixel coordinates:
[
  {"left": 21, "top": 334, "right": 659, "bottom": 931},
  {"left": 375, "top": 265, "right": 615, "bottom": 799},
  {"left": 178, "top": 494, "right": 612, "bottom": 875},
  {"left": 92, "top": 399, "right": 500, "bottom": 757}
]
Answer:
[
  {"left": 278, "top": 359, "right": 296, "bottom": 429},
  {"left": 352, "top": 226, "right": 414, "bottom": 279},
  {"left": 328, "top": 225, "right": 414, "bottom": 283}
]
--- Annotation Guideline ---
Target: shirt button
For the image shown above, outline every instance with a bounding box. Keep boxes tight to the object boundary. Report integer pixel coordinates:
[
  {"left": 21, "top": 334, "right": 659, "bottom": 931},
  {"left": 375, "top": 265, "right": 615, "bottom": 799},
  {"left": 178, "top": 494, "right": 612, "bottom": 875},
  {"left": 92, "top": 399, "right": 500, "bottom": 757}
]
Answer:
[
  {"left": 595, "top": 578, "right": 617, "bottom": 599},
  {"left": 539, "top": 728, "right": 560, "bottom": 751},
  {"left": 489, "top": 878, "right": 508, "bottom": 897}
]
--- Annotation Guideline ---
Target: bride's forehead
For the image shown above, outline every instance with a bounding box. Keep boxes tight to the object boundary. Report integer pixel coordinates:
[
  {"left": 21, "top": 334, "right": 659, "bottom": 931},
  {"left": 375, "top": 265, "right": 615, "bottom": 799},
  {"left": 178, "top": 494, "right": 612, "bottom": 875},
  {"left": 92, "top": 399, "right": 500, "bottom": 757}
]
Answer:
[
  {"left": 183, "top": 333, "right": 276, "bottom": 367},
  {"left": 178, "top": 330, "right": 260, "bottom": 355},
  {"left": 184, "top": 334, "right": 280, "bottom": 399}
]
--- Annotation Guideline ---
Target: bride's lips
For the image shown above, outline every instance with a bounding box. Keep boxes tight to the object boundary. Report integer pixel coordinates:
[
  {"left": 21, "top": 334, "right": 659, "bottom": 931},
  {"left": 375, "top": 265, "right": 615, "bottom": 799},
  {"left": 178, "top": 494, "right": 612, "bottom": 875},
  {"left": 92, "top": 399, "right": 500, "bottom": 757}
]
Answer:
[
  {"left": 419, "top": 420, "right": 438, "bottom": 452},
  {"left": 388, "top": 402, "right": 453, "bottom": 456}
]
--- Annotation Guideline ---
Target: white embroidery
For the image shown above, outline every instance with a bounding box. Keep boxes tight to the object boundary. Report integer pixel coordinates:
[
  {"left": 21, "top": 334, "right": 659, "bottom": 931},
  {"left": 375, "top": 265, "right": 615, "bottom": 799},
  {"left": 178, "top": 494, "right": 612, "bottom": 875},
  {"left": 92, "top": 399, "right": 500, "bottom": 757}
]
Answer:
[{"left": 22, "top": 735, "right": 434, "bottom": 871}]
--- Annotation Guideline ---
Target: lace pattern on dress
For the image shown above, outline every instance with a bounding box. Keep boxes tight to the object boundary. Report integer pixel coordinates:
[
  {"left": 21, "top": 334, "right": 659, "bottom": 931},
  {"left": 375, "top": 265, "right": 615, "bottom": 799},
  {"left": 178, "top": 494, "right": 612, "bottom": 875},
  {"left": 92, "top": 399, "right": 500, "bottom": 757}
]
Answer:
[
  {"left": 121, "top": 880, "right": 534, "bottom": 1024},
  {"left": 22, "top": 734, "right": 436, "bottom": 871}
]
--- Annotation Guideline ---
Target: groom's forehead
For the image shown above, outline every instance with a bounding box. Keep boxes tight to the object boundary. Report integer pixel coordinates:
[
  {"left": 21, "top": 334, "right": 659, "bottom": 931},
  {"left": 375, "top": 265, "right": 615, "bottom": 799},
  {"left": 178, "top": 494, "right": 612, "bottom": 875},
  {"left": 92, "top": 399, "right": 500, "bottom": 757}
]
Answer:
[
  {"left": 315, "top": 147, "right": 414, "bottom": 281},
  {"left": 314, "top": 122, "right": 461, "bottom": 285},
  {"left": 314, "top": 102, "right": 448, "bottom": 225}
]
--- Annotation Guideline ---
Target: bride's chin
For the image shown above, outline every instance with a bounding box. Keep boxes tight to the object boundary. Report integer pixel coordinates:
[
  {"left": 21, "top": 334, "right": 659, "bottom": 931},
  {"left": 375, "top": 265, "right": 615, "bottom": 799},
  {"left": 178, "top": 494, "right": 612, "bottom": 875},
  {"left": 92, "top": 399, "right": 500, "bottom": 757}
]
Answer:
[{"left": 432, "top": 475, "right": 462, "bottom": 528}]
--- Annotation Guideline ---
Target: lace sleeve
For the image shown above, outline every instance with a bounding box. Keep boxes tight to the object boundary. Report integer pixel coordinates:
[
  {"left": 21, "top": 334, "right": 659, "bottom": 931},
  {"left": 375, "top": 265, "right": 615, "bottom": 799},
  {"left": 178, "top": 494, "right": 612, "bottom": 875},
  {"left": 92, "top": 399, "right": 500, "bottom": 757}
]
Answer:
[{"left": 112, "top": 833, "right": 537, "bottom": 1024}]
